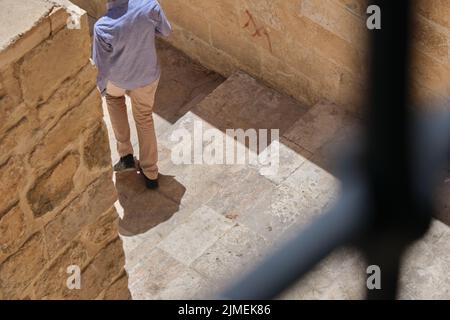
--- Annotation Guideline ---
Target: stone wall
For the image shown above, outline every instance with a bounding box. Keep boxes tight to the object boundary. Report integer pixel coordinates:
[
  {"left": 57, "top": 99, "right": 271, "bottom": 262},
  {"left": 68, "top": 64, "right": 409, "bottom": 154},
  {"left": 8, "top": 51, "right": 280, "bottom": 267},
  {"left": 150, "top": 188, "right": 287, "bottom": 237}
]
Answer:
[
  {"left": 158, "top": 0, "right": 450, "bottom": 112},
  {"left": 0, "top": 0, "right": 129, "bottom": 299}
]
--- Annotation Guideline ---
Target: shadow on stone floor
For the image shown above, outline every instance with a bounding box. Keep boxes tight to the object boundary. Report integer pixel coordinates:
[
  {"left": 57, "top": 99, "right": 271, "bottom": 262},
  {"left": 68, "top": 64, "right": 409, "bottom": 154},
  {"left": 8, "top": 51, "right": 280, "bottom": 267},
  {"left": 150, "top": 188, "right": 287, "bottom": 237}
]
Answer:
[
  {"left": 115, "top": 171, "right": 186, "bottom": 236},
  {"left": 153, "top": 40, "right": 225, "bottom": 125}
]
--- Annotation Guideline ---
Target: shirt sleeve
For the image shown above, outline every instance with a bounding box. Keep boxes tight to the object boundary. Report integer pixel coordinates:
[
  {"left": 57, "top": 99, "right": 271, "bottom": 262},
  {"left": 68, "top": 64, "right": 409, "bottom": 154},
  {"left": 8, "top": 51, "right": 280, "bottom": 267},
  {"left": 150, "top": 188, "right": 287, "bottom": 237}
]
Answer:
[
  {"left": 150, "top": 2, "right": 172, "bottom": 37},
  {"left": 92, "top": 27, "right": 113, "bottom": 95}
]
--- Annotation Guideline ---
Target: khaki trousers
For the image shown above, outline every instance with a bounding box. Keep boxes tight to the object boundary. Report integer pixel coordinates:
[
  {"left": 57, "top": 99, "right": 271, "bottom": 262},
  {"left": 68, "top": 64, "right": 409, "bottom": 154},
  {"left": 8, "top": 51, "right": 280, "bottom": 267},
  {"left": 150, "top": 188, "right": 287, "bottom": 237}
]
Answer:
[{"left": 105, "top": 80, "right": 159, "bottom": 180}]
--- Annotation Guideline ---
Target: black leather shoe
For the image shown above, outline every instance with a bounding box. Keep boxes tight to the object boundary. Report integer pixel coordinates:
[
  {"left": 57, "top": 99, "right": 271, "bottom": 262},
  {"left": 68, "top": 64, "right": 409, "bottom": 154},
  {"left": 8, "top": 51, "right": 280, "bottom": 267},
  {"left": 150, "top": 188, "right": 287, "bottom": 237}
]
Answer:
[
  {"left": 137, "top": 164, "right": 159, "bottom": 189},
  {"left": 143, "top": 174, "right": 159, "bottom": 189},
  {"left": 113, "top": 154, "right": 136, "bottom": 172}
]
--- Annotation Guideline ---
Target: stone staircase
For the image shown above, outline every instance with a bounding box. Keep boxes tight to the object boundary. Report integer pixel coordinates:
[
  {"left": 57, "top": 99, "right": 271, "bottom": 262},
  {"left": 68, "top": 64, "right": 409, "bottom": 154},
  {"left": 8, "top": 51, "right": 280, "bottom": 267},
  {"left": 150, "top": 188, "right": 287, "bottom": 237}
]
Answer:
[{"left": 103, "top": 41, "right": 450, "bottom": 300}]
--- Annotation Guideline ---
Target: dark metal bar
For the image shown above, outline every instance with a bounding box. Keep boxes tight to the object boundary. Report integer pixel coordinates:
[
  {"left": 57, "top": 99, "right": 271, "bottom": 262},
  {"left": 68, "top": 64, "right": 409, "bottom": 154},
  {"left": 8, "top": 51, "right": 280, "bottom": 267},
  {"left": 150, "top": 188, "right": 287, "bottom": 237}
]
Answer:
[
  {"left": 365, "top": 246, "right": 403, "bottom": 300},
  {"left": 362, "top": 0, "right": 431, "bottom": 299},
  {"left": 415, "top": 110, "right": 450, "bottom": 198}
]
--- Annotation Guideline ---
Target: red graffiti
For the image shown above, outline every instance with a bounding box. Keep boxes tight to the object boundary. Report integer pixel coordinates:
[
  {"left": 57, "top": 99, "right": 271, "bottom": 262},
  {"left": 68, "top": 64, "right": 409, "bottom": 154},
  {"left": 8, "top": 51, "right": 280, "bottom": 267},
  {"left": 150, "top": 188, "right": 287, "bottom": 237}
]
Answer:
[{"left": 243, "top": 10, "right": 273, "bottom": 53}]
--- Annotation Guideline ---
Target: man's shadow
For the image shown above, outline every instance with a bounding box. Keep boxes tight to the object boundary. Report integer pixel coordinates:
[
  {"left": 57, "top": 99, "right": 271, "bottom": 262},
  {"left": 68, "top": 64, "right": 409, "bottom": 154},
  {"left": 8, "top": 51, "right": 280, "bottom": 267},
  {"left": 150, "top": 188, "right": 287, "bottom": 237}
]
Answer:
[{"left": 114, "top": 171, "right": 186, "bottom": 236}]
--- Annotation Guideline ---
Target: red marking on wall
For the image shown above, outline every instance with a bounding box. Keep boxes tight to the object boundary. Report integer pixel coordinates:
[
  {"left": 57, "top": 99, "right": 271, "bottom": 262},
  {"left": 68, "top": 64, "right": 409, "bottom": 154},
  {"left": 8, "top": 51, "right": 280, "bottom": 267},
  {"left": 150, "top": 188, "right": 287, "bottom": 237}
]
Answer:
[{"left": 242, "top": 10, "right": 273, "bottom": 53}]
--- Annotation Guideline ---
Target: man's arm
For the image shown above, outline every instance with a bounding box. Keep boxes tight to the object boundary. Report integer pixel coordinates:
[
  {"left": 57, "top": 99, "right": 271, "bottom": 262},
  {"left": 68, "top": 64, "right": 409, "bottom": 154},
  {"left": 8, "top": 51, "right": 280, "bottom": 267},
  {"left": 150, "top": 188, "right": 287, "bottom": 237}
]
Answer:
[
  {"left": 92, "top": 27, "right": 113, "bottom": 95},
  {"left": 150, "top": 2, "right": 172, "bottom": 37}
]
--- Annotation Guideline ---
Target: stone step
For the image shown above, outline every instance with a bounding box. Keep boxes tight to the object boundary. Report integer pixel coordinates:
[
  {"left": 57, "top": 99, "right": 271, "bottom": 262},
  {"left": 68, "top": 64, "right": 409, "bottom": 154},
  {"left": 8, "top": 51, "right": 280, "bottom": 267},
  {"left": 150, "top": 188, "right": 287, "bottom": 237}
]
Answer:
[
  {"left": 158, "top": 70, "right": 314, "bottom": 185},
  {"left": 283, "top": 100, "right": 450, "bottom": 227},
  {"left": 159, "top": 70, "right": 450, "bottom": 299},
  {"left": 114, "top": 67, "right": 450, "bottom": 299},
  {"left": 283, "top": 100, "right": 362, "bottom": 175},
  {"left": 191, "top": 70, "right": 309, "bottom": 136}
]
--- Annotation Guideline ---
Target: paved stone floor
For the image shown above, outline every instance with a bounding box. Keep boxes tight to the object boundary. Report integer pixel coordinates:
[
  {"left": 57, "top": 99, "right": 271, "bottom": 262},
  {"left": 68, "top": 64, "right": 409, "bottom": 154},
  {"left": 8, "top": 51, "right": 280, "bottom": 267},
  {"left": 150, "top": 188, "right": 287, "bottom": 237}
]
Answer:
[{"left": 102, "top": 40, "right": 450, "bottom": 300}]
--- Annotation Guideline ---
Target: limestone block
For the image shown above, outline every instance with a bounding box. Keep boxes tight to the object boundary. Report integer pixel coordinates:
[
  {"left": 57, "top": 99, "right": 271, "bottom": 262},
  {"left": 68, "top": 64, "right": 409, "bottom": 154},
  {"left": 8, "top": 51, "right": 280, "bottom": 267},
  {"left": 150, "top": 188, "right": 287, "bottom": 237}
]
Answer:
[
  {"left": 0, "top": 118, "right": 38, "bottom": 166},
  {"left": 301, "top": 0, "right": 367, "bottom": 48},
  {"left": 239, "top": 0, "right": 284, "bottom": 32},
  {"left": 264, "top": 29, "right": 343, "bottom": 101},
  {"left": 103, "top": 272, "right": 131, "bottom": 300},
  {"left": 0, "top": 206, "right": 27, "bottom": 263},
  {"left": 0, "top": 156, "right": 26, "bottom": 215},
  {"left": 413, "top": 14, "right": 449, "bottom": 64},
  {"left": 166, "top": 26, "right": 237, "bottom": 77},
  {"left": 335, "top": 0, "right": 367, "bottom": 17},
  {"left": 161, "top": 0, "right": 211, "bottom": 44},
  {"left": 412, "top": 49, "right": 450, "bottom": 99},
  {"left": 37, "top": 63, "right": 97, "bottom": 130},
  {"left": 31, "top": 241, "right": 90, "bottom": 299},
  {"left": 411, "top": 80, "right": 449, "bottom": 110},
  {"left": 19, "top": 16, "right": 91, "bottom": 106},
  {"left": 415, "top": 0, "right": 450, "bottom": 30},
  {"left": 80, "top": 207, "right": 118, "bottom": 248},
  {"left": 49, "top": 6, "right": 71, "bottom": 34},
  {"left": 298, "top": 17, "right": 365, "bottom": 75},
  {"left": 210, "top": 22, "right": 262, "bottom": 76},
  {"left": 0, "top": 233, "right": 47, "bottom": 299},
  {"left": 44, "top": 173, "right": 117, "bottom": 256},
  {"left": 236, "top": 0, "right": 303, "bottom": 40},
  {"left": 71, "top": 238, "right": 126, "bottom": 299},
  {"left": 180, "top": 0, "right": 239, "bottom": 29},
  {"left": 82, "top": 122, "right": 112, "bottom": 170},
  {"left": 260, "top": 52, "right": 320, "bottom": 106},
  {"left": 27, "top": 153, "right": 80, "bottom": 218},
  {"left": 31, "top": 89, "right": 103, "bottom": 171},
  {"left": 0, "top": 64, "right": 24, "bottom": 133}
]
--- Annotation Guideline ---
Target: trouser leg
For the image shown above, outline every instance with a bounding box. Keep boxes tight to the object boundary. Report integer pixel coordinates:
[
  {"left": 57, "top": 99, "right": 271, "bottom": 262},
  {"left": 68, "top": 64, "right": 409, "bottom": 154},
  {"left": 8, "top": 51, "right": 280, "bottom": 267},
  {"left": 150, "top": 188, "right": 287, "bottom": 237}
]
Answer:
[
  {"left": 105, "top": 82, "right": 134, "bottom": 157},
  {"left": 128, "top": 80, "right": 159, "bottom": 180}
]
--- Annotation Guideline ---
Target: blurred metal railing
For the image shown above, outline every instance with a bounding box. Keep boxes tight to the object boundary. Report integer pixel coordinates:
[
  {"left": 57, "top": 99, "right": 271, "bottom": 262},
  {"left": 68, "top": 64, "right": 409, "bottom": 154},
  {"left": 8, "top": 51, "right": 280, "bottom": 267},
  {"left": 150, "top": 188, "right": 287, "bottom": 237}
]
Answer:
[{"left": 220, "top": 0, "right": 450, "bottom": 300}]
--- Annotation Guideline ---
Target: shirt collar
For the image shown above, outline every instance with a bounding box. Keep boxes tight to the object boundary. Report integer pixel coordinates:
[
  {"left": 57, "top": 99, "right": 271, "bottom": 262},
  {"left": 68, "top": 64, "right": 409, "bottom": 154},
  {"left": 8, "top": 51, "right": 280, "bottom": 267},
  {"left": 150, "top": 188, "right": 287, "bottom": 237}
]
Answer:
[{"left": 107, "top": 0, "right": 129, "bottom": 10}]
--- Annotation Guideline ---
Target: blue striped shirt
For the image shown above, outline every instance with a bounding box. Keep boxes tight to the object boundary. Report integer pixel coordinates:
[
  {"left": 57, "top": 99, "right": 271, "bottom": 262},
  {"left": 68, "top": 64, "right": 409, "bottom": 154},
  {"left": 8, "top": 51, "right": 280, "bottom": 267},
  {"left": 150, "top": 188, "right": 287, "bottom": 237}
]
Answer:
[{"left": 92, "top": 0, "right": 172, "bottom": 95}]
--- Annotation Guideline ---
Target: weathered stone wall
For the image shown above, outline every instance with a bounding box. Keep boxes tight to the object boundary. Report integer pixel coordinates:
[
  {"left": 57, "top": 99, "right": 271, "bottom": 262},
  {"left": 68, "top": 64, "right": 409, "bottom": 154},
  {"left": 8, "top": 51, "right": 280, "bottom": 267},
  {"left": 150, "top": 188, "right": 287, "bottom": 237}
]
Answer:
[
  {"left": 157, "top": 0, "right": 450, "bottom": 112},
  {"left": 0, "top": 0, "right": 129, "bottom": 299}
]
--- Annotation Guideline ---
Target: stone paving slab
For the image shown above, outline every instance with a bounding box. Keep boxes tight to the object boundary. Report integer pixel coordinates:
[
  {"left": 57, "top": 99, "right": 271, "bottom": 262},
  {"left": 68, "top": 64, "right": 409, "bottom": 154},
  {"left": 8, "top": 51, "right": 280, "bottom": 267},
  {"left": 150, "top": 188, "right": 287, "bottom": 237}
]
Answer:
[
  {"left": 101, "top": 43, "right": 450, "bottom": 299},
  {"left": 157, "top": 206, "right": 235, "bottom": 266},
  {"left": 283, "top": 101, "right": 357, "bottom": 154},
  {"left": 238, "top": 182, "right": 331, "bottom": 244},
  {"left": 129, "top": 247, "right": 196, "bottom": 300},
  {"left": 192, "top": 71, "right": 308, "bottom": 137},
  {"left": 191, "top": 224, "right": 269, "bottom": 289},
  {"left": 282, "top": 220, "right": 450, "bottom": 300}
]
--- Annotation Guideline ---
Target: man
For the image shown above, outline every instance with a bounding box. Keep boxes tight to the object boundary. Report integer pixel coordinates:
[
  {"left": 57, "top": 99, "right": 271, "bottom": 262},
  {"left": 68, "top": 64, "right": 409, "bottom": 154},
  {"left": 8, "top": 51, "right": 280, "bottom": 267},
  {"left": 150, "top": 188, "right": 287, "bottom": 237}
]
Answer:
[{"left": 92, "top": 0, "right": 172, "bottom": 189}]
